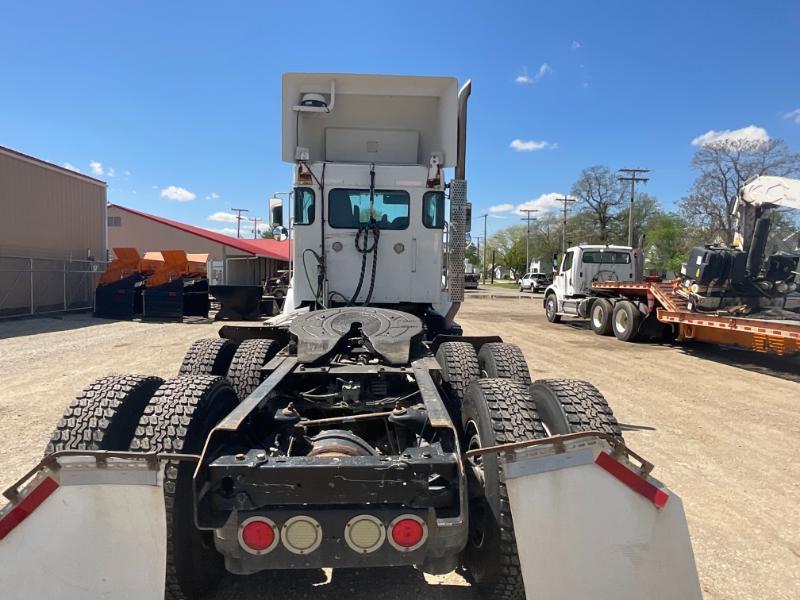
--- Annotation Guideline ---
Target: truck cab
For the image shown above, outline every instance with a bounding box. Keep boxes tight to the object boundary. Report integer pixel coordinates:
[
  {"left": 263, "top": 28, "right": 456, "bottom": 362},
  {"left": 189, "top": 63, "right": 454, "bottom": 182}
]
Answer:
[
  {"left": 544, "top": 245, "right": 641, "bottom": 318},
  {"left": 274, "top": 73, "right": 467, "bottom": 330}
]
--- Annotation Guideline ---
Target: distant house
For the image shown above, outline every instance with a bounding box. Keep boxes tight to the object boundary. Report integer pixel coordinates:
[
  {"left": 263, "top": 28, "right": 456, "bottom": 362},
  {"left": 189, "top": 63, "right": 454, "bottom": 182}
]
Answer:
[{"left": 107, "top": 204, "right": 290, "bottom": 286}]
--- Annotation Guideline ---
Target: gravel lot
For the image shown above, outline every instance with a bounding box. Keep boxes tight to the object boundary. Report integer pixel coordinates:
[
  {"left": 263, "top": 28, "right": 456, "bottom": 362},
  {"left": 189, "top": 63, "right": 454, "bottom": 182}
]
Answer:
[{"left": 1, "top": 297, "right": 798, "bottom": 600}]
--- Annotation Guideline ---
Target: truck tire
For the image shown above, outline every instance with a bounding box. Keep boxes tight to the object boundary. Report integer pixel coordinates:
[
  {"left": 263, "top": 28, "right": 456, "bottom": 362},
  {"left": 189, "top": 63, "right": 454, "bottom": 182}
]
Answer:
[
  {"left": 46, "top": 374, "right": 163, "bottom": 454},
  {"left": 461, "top": 379, "right": 546, "bottom": 600},
  {"left": 544, "top": 293, "right": 561, "bottom": 323},
  {"left": 590, "top": 298, "right": 614, "bottom": 336},
  {"left": 130, "top": 375, "right": 239, "bottom": 600},
  {"left": 226, "top": 338, "right": 282, "bottom": 400},
  {"left": 178, "top": 338, "right": 238, "bottom": 376},
  {"left": 612, "top": 300, "right": 642, "bottom": 342},
  {"left": 478, "top": 343, "right": 532, "bottom": 385},
  {"left": 530, "top": 379, "right": 623, "bottom": 441},
  {"left": 435, "top": 341, "right": 480, "bottom": 419}
]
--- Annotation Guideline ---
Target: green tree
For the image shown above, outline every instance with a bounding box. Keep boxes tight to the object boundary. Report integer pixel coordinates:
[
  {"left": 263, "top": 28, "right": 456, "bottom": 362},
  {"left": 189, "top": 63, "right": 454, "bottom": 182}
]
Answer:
[
  {"left": 570, "top": 166, "right": 624, "bottom": 242},
  {"left": 645, "top": 213, "right": 691, "bottom": 276},
  {"left": 613, "top": 193, "right": 662, "bottom": 246},
  {"left": 679, "top": 138, "right": 800, "bottom": 243}
]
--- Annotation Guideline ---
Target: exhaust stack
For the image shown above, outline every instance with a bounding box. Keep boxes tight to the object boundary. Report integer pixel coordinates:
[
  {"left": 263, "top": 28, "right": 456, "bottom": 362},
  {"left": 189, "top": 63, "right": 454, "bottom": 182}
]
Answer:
[{"left": 447, "top": 81, "right": 472, "bottom": 316}]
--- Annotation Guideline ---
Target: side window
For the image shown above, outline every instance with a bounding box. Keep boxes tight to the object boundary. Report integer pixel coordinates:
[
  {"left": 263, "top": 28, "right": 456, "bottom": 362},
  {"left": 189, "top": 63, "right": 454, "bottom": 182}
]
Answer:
[
  {"left": 107, "top": 216, "right": 121, "bottom": 227},
  {"left": 293, "top": 187, "right": 315, "bottom": 225},
  {"left": 561, "top": 251, "right": 574, "bottom": 273},
  {"left": 422, "top": 191, "right": 445, "bottom": 229}
]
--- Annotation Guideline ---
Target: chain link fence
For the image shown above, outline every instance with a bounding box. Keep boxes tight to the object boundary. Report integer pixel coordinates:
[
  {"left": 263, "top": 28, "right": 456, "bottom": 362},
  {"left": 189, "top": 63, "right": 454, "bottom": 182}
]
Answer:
[{"left": 0, "top": 256, "right": 107, "bottom": 318}]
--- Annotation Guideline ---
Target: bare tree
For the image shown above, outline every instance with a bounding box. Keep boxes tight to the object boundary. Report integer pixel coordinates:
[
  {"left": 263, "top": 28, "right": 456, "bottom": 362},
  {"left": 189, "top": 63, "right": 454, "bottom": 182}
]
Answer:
[
  {"left": 679, "top": 139, "right": 800, "bottom": 242},
  {"left": 570, "top": 166, "right": 624, "bottom": 242}
]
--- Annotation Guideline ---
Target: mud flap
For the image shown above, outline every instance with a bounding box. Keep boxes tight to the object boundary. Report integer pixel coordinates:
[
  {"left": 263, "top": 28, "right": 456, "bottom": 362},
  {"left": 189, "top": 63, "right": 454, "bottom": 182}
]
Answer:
[
  {"left": 502, "top": 437, "right": 702, "bottom": 600},
  {"left": 0, "top": 455, "right": 167, "bottom": 600}
]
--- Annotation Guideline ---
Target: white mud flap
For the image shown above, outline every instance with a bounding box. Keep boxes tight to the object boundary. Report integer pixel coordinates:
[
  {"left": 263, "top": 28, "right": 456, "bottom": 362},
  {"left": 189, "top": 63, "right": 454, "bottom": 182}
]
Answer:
[
  {"left": 502, "top": 436, "right": 702, "bottom": 600},
  {"left": 0, "top": 454, "right": 167, "bottom": 600}
]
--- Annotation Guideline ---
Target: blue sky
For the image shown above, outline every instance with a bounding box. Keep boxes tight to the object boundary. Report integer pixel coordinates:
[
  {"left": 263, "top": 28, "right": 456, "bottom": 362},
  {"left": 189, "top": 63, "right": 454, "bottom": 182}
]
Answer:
[{"left": 2, "top": 1, "right": 799, "bottom": 238}]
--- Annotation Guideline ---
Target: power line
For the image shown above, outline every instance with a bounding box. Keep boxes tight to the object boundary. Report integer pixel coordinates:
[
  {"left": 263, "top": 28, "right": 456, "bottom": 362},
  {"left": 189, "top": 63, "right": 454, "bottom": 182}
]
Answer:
[
  {"left": 617, "top": 168, "right": 650, "bottom": 247},
  {"left": 231, "top": 208, "right": 249, "bottom": 239},
  {"left": 520, "top": 209, "right": 538, "bottom": 273},
  {"left": 555, "top": 195, "right": 577, "bottom": 253}
]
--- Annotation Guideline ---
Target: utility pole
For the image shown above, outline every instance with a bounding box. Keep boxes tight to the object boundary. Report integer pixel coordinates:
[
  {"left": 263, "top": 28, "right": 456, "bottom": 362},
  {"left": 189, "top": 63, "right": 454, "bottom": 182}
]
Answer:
[
  {"left": 555, "top": 195, "right": 576, "bottom": 253},
  {"left": 231, "top": 208, "right": 249, "bottom": 239},
  {"left": 251, "top": 217, "right": 261, "bottom": 238},
  {"left": 617, "top": 169, "right": 650, "bottom": 247},
  {"left": 520, "top": 209, "right": 538, "bottom": 274},
  {"left": 476, "top": 213, "right": 489, "bottom": 282}
]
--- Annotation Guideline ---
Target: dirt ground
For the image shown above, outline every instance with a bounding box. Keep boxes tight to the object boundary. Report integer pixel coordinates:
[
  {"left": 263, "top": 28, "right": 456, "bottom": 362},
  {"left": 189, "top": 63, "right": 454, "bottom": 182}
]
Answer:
[{"left": 1, "top": 297, "right": 798, "bottom": 600}]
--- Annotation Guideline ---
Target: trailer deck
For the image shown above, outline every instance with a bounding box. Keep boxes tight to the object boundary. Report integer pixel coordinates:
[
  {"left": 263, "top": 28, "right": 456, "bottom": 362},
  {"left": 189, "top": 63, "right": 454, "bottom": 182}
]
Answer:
[{"left": 592, "top": 281, "right": 800, "bottom": 355}]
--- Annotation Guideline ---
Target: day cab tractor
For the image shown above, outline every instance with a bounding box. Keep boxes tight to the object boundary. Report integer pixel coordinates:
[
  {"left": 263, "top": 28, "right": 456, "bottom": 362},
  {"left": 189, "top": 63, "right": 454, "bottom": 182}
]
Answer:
[
  {"left": 0, "top": 73, "right": 702, "bottom": 600},
  {"left": 543, "top": 176, "right": 800, "bottom": 354}
]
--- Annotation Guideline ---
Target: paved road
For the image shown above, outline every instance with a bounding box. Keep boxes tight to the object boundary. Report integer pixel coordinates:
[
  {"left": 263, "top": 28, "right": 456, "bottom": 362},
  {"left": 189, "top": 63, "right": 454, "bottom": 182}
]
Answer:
[{"left": 0, "top": 299, "right": 797, "bottom": 599}]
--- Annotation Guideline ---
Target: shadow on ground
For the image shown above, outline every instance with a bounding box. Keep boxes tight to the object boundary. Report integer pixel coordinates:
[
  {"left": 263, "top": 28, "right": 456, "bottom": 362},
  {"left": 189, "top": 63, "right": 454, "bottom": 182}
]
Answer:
[
  {"left": 678, "top": 342, "right": 800, "bottom": 383},
  {"left": 204, "top": 567, "right": 477, "bottom": 600},
  {"left": 0, "top": 312, "right": 217, "bottom": 340}
]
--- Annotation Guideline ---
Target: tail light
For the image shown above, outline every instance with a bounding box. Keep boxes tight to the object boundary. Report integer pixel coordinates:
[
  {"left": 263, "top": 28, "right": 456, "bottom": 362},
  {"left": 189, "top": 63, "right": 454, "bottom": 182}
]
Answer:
[
  {"left": 238, "top": 517, "right": 279, "bottom": 555},
  {"left": 344, "top": 515, "right": 386, "bottom": 554},
  {"left": 388, "top": 514, "right": 427, "bottom": 552},
  {"left": 281, "top": 516, "right": 322, "bottom": 555}
]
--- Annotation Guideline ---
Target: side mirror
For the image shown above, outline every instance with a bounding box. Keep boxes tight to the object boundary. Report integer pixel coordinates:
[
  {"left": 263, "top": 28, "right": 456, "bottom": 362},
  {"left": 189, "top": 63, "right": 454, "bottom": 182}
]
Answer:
[
  {"left": 465, "top": 202, "right": 472, "bottom": 233},
  {"left": 272, "top": 226, "right": 288, "bottom": 241},
  {"left": 269, "top": 197, "right": 284, "bottom": 228}
]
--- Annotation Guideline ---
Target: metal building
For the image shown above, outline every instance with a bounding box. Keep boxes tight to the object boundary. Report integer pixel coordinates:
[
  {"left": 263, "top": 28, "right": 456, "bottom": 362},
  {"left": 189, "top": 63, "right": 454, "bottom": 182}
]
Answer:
[
  {"left": 107, "top": 204, "right": 289, "bottom": 285},
  {"left": 0, "top": 146, "right": 107, "bottom": 317}
]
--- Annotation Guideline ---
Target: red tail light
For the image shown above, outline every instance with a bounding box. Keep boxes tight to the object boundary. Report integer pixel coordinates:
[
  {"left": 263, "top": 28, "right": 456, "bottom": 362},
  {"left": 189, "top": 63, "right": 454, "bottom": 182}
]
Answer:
[
  {"left": 238, "top": 517, "right": 279, "bottom": 555},
  {"left": 388, "top": 515, "right": 427, "bottom": 552}
]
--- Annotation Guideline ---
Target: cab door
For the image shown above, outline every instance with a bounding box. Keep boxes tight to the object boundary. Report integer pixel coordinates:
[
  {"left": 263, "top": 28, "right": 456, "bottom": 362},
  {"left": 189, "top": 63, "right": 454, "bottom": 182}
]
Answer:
[{"left": 559, "top": 251, "right": 576, "bottom": 297}]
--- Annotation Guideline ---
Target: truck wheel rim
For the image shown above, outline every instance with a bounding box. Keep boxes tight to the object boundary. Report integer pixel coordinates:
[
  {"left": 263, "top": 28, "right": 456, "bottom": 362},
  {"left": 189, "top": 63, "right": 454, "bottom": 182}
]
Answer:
[
  {"left": 592, "top": 305, "right": 604, "bottom": 328},
  {"left": 465, "top": 421, "right": 488, "bottom": 549},
  {"left": 546, "top": 298, "right": 555, "bottom": 318},
  {"left": 615, "top": 310, "right": 628, "bottom": 332}
]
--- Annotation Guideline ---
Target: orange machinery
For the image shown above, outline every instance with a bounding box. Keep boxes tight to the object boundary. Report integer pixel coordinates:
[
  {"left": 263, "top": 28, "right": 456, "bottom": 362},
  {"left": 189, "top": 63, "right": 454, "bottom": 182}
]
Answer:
[{"left": 96, "top": 248, "right": 210, "bottom": 320}]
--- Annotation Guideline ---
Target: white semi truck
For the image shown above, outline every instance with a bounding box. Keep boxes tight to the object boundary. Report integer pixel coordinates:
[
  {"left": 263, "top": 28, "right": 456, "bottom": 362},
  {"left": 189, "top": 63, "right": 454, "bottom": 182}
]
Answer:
[
  {"left": 0, "top": 73, "right": 702, "bottom": 600},
  {"left": 543, "top": 178, "right": 799, "bottom": 354}
]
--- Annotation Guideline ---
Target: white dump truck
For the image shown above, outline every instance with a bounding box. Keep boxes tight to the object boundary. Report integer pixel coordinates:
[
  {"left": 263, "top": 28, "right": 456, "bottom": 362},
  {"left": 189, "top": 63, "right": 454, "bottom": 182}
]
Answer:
[{"left": 0, "top": 73, "right": 702, "bottom": 600}]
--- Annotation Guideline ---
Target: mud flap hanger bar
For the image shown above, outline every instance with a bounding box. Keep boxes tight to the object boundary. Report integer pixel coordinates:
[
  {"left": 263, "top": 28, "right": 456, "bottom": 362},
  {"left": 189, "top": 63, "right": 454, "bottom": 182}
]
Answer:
[
  {"left": 466, "top": 431, "right": 668, "bottom": 508},
  {"left": 2, "top": 450, "right": 201, "bottom": 502},
  {"left": 465, "top": 431, "right": 654, "bottom": 477}
]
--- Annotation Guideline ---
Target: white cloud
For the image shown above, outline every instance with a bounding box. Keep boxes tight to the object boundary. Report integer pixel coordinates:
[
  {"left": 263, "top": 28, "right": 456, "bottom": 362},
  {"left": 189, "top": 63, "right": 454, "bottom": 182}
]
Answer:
[
  {"left": 151, "top": 185, "right": 159, "bottom": 190},
  {"left": 784, "top": 109, "right": 800, "bottom": 125},
  {"left": 515, "top": 68, "right": 534, "bottom": 85},
  {"left": 160, "top": 185, "right": 196, "bottom": 202},
  {"left": 514, "top": 193, "right": 577, "bottom": 216},
  {"left": 691, "top": 125, "right": 769, "bottom": 147},
  {"left": 204, "top": 226, "right": 238, "bottom": 236},
  {"left": 123, "top": 170, "right": 131, "bottom": 177},
  {"left": 89, "top": 160, "right": 104, "bottom": 176},
  {"left": 515, "top": 63, "right": 552, "bottom": 85},
  {"left": 510, "top": 138, "right": 558, "bottom": 152},
  {"left": 489, "top": 203, "right": 515, "bottom": 213},
  {"left": 62, "top": 162, "right": 81, "bottom": 172},
  {"left": 207, "top": 211, "right": 238, "bottom": 223},
  {"left": 206, "top": 192, "right": 220, "bottom": 200},
  {"left": 107, "top": 167, "right": 115, "bottom": 177},
  {"left": 571, "top": 40, "right": 581, "bottom": 49}
]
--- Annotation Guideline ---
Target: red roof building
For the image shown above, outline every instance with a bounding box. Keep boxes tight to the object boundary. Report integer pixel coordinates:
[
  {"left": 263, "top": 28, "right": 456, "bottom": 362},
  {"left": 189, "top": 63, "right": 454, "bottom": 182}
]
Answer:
[{"left": 107, "top": 204, "right": 289, "bottom": 285}]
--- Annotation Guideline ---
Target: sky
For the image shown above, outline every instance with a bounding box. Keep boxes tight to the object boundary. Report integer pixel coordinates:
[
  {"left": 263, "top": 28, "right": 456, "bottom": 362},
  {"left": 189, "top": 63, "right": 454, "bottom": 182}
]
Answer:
[{"left": 2, "top": 1, "right": 799, "bottom": 239}]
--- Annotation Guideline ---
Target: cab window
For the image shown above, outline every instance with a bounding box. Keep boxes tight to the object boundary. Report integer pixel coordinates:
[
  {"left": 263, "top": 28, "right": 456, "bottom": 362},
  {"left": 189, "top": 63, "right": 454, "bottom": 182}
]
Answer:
[
  {"left": 329, "top": 189, "right": 410, "bottom": 230},
  {"left": 581, "top": 251, "right": 631, "bottom": 264},
  {"left": 293, "top": 187, "right": 315, "bottom": 225},
  {"left": 422, "top": 191, "right": 445, "bottom": 228},
  {"left": 561, "top": 251, "right": 574, "bottom": 273}
]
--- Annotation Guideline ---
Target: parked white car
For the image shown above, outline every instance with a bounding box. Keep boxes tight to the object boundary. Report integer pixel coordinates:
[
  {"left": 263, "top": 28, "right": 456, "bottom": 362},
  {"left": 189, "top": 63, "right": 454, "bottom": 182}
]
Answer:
[{"left": 518, "top": 272, "right": 552, "bottom": 293}]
